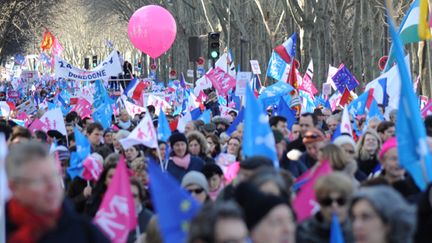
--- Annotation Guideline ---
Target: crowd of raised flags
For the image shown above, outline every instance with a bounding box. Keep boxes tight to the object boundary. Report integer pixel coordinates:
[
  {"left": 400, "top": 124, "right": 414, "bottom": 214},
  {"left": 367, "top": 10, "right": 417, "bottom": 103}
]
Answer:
[{"left": 2, "top": 1, "right": 432, "bottom": 243}]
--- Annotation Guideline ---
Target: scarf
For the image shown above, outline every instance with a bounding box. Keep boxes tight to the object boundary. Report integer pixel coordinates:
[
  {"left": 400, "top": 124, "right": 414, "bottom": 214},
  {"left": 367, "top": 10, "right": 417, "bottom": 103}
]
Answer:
[
  {"left": 172, "top": 154, "right": 191, "bottom": 169},
  {"left": 209, "top": 182, "right": 225, "bottom": 201},
  {"left": 7, "top": 199, "right": 61, "bottom": 243}
]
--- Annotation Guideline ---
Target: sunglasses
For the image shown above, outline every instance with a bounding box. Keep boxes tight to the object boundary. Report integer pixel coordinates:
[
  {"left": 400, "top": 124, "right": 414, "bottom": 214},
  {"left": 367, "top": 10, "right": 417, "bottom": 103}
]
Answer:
[
  {"left": 187, "top": 188, "right": 204, "bottom": 194},
  {"left": 319, "top": 197, "right": 347, "bottom": 207},
  {"left": 304, "top": 133, "right": 321, "bottom": 139}
]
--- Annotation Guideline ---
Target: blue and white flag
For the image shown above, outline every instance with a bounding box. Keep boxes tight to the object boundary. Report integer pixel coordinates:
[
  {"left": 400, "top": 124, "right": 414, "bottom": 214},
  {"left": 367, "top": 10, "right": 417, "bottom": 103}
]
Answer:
[
  {"left": 158, "top": 108, "right": 172, "bottom": 142},
  {"left": 266, "top": 51, "right": 290, "bottom": 82},
  {"left": 388, "top": 8, "right": 432, "bottom": 190},
  {"left": 243, "top": 85, "right": 279, "bottom": 169}
]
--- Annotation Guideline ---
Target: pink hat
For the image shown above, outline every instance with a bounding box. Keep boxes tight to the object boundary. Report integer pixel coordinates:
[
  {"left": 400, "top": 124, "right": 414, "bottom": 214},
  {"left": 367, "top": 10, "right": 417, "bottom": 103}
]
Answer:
[{"left": 378, "top": 137, "right": 397, "bottom": 160}]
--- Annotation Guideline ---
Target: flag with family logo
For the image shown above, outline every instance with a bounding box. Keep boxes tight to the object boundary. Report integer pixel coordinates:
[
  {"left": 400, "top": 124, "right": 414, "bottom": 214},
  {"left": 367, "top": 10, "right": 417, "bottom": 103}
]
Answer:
[
  {"left": 259, "top": 81, "right": 294, "bottom": 108},
  {"left": 94, "top": 157, "right": 137, "bottom": 242},
  {"left": 293, "top": 160, "right": 332, "bottom": 222},
  {"left": 148, "top": 161, "right": 201, "bottom": 243},
  {"left": 387, "top": 8, "right": 432, "bottom": 191},
  {"left": 120, "top": 112, "right": 158, "bottom": 149},
  {"left": 67, "top": 128, "right": 91, "bottom": 179},
  {"left": 243, "top": 85, "right": 279, "bottom": 169}
]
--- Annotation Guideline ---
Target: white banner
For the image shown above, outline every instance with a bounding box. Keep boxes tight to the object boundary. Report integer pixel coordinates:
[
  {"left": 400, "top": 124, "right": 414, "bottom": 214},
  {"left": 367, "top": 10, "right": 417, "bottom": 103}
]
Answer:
[
  {"left": 54, "top": 51, "right": 122, "bottom": 81},
  {"left": 235, "top": 72, "right": 252, "bottom": 96}
]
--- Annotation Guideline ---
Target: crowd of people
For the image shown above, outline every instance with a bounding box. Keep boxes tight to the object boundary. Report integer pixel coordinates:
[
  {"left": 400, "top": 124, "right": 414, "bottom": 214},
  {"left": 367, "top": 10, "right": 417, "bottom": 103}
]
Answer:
[{"left": 3, "top": 101, "right": 432, "bottom": 243}]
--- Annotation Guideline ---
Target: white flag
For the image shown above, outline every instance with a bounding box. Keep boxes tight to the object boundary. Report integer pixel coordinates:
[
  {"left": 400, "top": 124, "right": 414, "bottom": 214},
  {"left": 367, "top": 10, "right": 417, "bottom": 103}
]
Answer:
[
  {"left": 177, "top": 111, "right": 192, "bottom": 133},
  {"left": 341, "top": 106, "right": 353, "bottom": 137},
  {"left": 123, "top": 98, "right": 146, "bottom": 117},
  {"left": 120, "top": 112, "right": 158, "bottom": 149},
  {"left": 40, "top": 108, "right": 67, "bottom": 135}
]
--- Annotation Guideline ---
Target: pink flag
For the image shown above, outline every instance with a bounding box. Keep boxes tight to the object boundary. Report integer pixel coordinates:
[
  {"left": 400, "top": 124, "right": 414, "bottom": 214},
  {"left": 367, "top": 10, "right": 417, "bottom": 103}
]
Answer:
[
  {"left": 28, "top": 118, "right": 49, "bottom": 133},
  {"left": 206, "top": 67, "right": 236, "bottom": 96},
  {"left": 93, "top": 158, "right": 137, "bottom": 242},
  {"left": 196, "top": 90, "right": 208, "bottom": 103},
  {"left": 17, "top": 112, "right": 30, "bottom": 127},
  {"left": 421, "top": 99, "right": 432, "bottom": 118},
  {"left": 82, "top": 154, "right": 103, "bottom": 181},
  {"left": 224, "top": 162, "right": 240, "bottom": 184},
  {"left": 293, "top": 161, "right": 332, "bottom": 222},
  {"left": 51, "top": 39, "right": 64, "bottom": 66},
  {"left": 72, "top": 98, "right": 93, "bottom": 118},
  {"left": 299, "top": 60, "right": 318, "bottom": 95}
]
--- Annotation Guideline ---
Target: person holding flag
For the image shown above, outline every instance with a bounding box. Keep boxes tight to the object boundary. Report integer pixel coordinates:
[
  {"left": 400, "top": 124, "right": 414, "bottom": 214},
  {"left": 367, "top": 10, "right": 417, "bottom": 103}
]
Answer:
[{"left": 297, "top": 173, "right": 354, "bottom": 242}]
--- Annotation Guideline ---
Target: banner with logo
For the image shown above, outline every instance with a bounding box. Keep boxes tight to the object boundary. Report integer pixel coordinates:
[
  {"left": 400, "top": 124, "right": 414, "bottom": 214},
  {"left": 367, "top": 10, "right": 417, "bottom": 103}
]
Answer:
[{"left": 54, "top": 51, "right": 122, "bottom": 81}]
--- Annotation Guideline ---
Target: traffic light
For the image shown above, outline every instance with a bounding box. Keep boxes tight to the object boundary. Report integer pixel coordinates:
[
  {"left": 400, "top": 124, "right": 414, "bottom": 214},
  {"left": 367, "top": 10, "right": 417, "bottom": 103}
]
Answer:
[
  {"left": 84, "top": 57, "right": 90, "bottom": 70},
  {"left": 92, "top": 55, "right": 98, "bottom": 68},
  {"left": 208, "top": 32, "right": 220, "bottom": 60}
]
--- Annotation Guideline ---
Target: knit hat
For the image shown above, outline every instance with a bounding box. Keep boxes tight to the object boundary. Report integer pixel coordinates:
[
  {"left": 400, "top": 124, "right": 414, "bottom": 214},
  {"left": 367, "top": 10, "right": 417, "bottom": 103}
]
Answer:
[
  {"left": 235, "top": 182, "right": 286, "bottom": 230},
  {"left": 333, "top": 135, "right": 356, "bottom": 149},
  {"left": 169, "top": 132, "right": 187, "bottom": 146},
  {"left": 302, "top": 128, "right": 326, "bottom": 144},
  {"left": 212, "top": 116, "right": 230, "bottom": 126},
  {"left": 181, "top": 171, "right": 209, "bottom": 194},
  {"left": 202, "top": 123, "right": 216, "bottom": 133},
  {"left": 350, "top": 186, "right": 416, "bottom": 243},
  {"left": 378, "top": 137, "right": 397, "bottom": 160}
]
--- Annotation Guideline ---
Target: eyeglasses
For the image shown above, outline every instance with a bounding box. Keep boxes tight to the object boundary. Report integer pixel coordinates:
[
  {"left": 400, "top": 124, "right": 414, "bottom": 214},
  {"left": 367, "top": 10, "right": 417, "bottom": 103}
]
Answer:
[
  {"left": 319, "top": 197, "right": 347, "bottom": 207},
  {"left": 187, "top": 188, "right": 204, "bottom": 194},
  {"left": 304, "top": 133, "right": 322, "bottom": 140}
]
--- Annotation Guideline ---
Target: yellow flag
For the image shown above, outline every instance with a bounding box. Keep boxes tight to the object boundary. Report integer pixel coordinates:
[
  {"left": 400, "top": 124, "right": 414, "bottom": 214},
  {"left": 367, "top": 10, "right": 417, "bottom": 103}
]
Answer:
[{"left": 419, "top": 0, "right": 431, "bottom": 39}]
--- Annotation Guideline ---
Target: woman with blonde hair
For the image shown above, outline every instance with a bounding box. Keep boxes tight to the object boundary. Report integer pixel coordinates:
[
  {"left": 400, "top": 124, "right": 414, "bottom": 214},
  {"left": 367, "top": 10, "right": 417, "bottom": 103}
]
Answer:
[
  {"left": 319, "top": 143, "right": 360, "bottom": 186},
  {"left": 355, "top": 129, "right": 382, "bottom": 176}
]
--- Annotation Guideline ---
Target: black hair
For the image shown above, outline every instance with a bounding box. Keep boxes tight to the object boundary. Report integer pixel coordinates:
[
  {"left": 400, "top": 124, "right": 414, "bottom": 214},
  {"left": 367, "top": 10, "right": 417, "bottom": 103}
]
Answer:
[
  {"left": 269, "top": 116, "right": 287, "bottom": 127},
  {"left": 300, "top": 112, "right": 318, "bottom": 126}
]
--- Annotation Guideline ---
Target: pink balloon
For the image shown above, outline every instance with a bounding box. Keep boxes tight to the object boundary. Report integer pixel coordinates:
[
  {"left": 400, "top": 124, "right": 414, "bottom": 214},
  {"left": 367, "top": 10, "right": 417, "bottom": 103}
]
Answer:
[{"left": 128, "top": 5, "right": 177, "bottom": 59}]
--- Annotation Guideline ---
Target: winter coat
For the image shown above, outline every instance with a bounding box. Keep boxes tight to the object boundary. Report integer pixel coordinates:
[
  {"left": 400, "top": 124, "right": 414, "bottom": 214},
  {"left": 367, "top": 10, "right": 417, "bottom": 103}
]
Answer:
[
  {"left": 6, "top": 199, "right": 109, "bottom": 243},
  {"left": 166, "top": 155, "right": 204, "bottom": 182},
  {"left": 297, "top": 213, "right": 354, "bottom": 243}
]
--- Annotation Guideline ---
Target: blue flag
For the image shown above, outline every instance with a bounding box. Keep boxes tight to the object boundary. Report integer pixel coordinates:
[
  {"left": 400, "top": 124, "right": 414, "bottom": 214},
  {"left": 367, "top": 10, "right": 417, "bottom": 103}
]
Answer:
[
  {"left": 388, "top": 9, "right": 432, "bottom": 190},
  {"left": 92, "top": 103, "right": 113, "bottom": 129},
  {"left": 243, "top": 85, "right": 279, "bottom": 169},
  {"left": 273, "top": 97, "right": 296, "bottom": 130},
  {"left": 330, "top": 214, "right": 345, "bottom": 243},
  {"left": 158, "top": 108, "right": 172, "bottom": 142},
  {"left": 148, "top": 162, "right": 201, "bottom": 243},
  {"left": 190, "top": 108, "right": 202, "bottom": 120},
  {"left": 331, "top": 125, "right": 342, "bottom": 141},
  {"left": 67, "top": 128, "right": 90, "bottom": 179},
  {"left": 348, "top": 89, "right": 372, "bottom": 117},
  {"left": 378, "top": 78, "right": 389, "bottom": 107},
  {"left": 226, "top": 108, "right": 244, "bottom": 136},
  {"left": 367, "top": 99, "right": 384, "bottom": 121},
  {"left": 198, "top": 109, "right": 211, "bottom": 124},
  {"left": 266, "top": 51, "right": 289, "bottom": 82},
  {"left": 332, "top": 65, "right": 359, "bottom": 93},
  {"left": 259, "top": 81, "right": 294, "bottom": 108}
]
